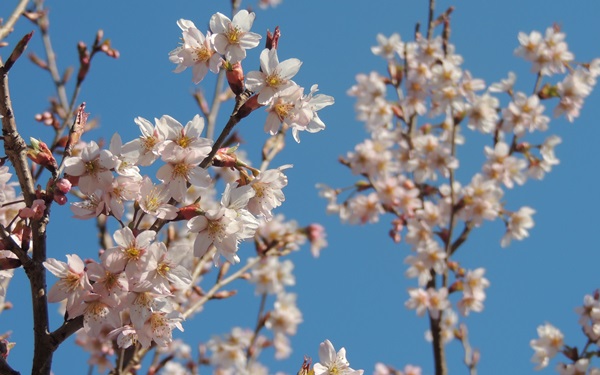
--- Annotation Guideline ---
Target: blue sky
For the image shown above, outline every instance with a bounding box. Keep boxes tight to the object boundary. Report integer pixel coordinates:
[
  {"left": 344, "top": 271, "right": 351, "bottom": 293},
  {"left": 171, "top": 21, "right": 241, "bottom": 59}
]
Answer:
[{"left": 2, "top": 0, "right": 600, "bottom": 374}]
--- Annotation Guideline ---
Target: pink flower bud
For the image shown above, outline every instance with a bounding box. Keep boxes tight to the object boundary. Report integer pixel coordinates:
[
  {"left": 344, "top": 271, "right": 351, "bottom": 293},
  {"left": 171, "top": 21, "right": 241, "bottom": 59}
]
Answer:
[
  {"left": 53, "top": 193, "right": 67, "bottom": 205},
  {"left": 55, "top": 178, "right": 72, "bottom": 194},
  {"left": 225, "top": 61, "right": 245, "bottom": 96}
]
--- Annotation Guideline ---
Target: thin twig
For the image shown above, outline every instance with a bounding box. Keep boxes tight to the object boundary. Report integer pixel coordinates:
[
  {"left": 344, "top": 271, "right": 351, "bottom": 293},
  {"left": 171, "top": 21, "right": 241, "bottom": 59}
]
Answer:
[
  {"left": 246, "top": 293, "right": 268, "bottom": 369},
  {"left": 206, "top": 70, "right": 226, "bottom": 140},
  {"left": 426, "top": 0, "right": 436, "bottom": 40},
  {"left": 458, "top": 324, "right": 478, "bottom": 375},
  {"left": 0, "top": 0, "right": 30, "bottom": 41},
  {"left": 183, "top": 257, "right": 260, "bottom": 319}
]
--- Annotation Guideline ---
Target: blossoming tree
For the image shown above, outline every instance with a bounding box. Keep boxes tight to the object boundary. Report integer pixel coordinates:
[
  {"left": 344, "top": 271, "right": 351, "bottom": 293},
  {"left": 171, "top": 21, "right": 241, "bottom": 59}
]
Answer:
[{"left": 0, "top": 0, "right": 598, "bottom": 375}]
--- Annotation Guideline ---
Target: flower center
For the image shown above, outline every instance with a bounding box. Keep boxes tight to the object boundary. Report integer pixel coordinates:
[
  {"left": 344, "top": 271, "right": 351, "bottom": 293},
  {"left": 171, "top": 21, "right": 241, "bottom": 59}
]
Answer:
[
  {"left": 266, "top": 72, "right": 283, "bottom": 88},
  {"left": 60, "top": 272, "right": 82, "bottom": 292},
  {"left": 172, "top": 163, "right": 191, "bottom": 179},
  {"left": 226, "top": 26, "right": 242, "bottom": 44},
  {"left": 142, "top": 135, "right": 158, "bottom": 152},
  {"left": 125, "top": 246, "right": 143, "bottom": 261},
  {"left": 157, "top": 262, "right": 171, "bottom": 277},
  {"left": 274, "top": 103, "right": 294, "bottom": 120},
  {"left": 195, "top": 46, "right": 212, "bottom": 62},
  {"left": 84, "top": 159, "right": 101, "bottom": 176},
  {"left": 177, "top": 134, "right": 193, "bottom": 149}
]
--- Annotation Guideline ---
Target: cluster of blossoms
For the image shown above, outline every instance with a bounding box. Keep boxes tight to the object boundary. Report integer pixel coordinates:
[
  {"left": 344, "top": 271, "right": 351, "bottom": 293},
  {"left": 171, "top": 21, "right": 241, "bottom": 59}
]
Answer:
[
  {"left": 4, "top": 8, "right": 334, "bottom": 374},
  {"left": 319, "top": 24, "right": 599, "bottom": 369},
  {"left": 168, "top": 10, "right": 334, "bottom": 142},
  {"left": 530, "top": 291, "right": 600, "bottom": 373},
  {"left": 39, "top": 111, "right": 326, "bottom": 370}
]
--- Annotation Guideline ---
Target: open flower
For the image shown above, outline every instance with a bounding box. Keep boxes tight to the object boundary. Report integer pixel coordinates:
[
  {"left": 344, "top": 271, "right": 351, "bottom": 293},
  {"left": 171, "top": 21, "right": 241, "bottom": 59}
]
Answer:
[
  {"left": 246, "top": 48, "right": 302, "bottom": 104},
  {"left": 210, "top": 10, "right": 261, "bottom": 63},
  {"left": 314, "top": 340, "right": 364, "bottom": 375},
  {"left": 64, "top": 141, "right": 118, "bottom": 194},
  {"left": 44, "top": 254, "right": 92, "bottom": 317},
  {"left": 170, "top": 19, "right": 221, "bottom": 84}
]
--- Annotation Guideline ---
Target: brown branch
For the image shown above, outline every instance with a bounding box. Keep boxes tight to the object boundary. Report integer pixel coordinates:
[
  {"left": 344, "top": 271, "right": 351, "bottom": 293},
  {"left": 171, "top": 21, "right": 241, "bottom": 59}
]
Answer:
[
  {"left": 426, "top": 0, "right": 436, "bottom": 40},
  {"left": 426, "top": 273, "right": 447, "bottom": 375},
  {"left": 0, "top": 0, "right": 30, "bottom": 41},
  {"left": 48, "top": 316, "right": 83, "bottom": 350},
  {"left": 1, "top": 56, "right": 53, "bottom": 375}
]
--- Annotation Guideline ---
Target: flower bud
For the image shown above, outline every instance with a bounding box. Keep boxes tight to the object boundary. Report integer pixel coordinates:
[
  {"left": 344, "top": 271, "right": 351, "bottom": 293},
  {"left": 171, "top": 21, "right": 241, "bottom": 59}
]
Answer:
[
  {"left": 266, "top": 26, "right": 281, "bottom": 50},
  {"left": 66, "top": 103, "right": 88, "bottom": 156},
  {"left": 224, "top": 61, "right": 245, "bottom": 96},
  {"left": 55, "top": 178, "right": 72, "bottom": 194},
  {"left": 174, "top": 203, "right": 203, "bottom": 221},
  {"left": 53, "top": 193, "right": 67, "bottom": 205},
  {"left": 212, "top": 147, "right": 239, "bottom": 168},
  {"left": 27, "top": 137, "right": 58, "bottom": 176}
]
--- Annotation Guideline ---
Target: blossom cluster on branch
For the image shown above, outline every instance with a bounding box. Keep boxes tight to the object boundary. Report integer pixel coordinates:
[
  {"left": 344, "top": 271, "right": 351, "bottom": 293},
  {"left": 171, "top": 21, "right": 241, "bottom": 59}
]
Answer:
[
  {"left": 0, "top": 2, "right": 340, "bottom": 374},
  {"left": 319, "top": 16, "right": 599, "bottom": 374}
]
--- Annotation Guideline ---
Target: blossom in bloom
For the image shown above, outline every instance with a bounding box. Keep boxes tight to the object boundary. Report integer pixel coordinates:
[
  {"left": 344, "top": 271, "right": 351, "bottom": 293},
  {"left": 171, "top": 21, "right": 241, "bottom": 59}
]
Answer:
[
  {"left": 290, "top": 84, "right": 335, "bottom": 143},
  {"left": 265, "top": 293, "right": 303, "bottom": 336},
  {"left": 210, "top": 10, "right": 261, "bottom": 63},
  {"left": 343, "top": 192, "right": 384, "bottom": 225},
  {"left": 138, "top": 242, "right": 192, "bottom": 294},
  {"left": 266, "top": 293, "right": 302, "bottom": 359},
  {"left": 188, "top": 183, "right": 258, "bottom": 264},
  {"left": 466, "top": 93, "right": 499, "bottom": 134},
  {"left": 371, "top": 33, "right": 404, "bottom": 60},
  {"left": 157, "top": 147, "right": 212, "bottom": 202},
  {"left": 305, "top": 223, "right": 327, "bottom": 258},
  {"left": 0, "top": 270, "right": 12, "bottom": 297},
  {"left": 44, "top": 254, "right": 92, "bottom": 317},
  {"left": 109, "top": 133, "right": 141, "bottom": 180},
  {"left": 64, "top": 141, "right": 118, "bottom": 194},
  {"left": 501, "top": 206, "right": 535, "bottom": 247},
  {"left": 70, "top": 191, "right": 110, "bottom": 220},
  {"left": 69, "top": 292, "right": 121, "bottom": 336},
  {"left": 0, "top": 166, "right": 13, "bottom": 205},
  {"left": 247, "top": 165, "right": 291, "bottom": 220},
  {"left": 313, "top": 339, "right": 364, "bottom": 375},
  {"left": 482, "top": 142, "right": 527, "bottom": 189},
  {"left": 246, "top": 48, "right": 302, "bottom": 105},
  {"left": 126, "top": 116, "right": 169, "bottom": 166},
  {"left": 170, "top": 19, "right": 221, "bottom": 84},
  {"left": 555, "top": 358, "right": 589, "bottom": 375},
  {"left": 489, "top": 71, "right": 516, "bottom": 93},
  {"left": 530, "top": 323, "right": 564, "bottom": 370},
  {"left": 137, "top": 177, "right": 178, "bottom": 220},
  {"left": 86, "top": 261, "right": 128, "bottom": 299},
  {"left": 206, "top": 327, "right": 253, "bottom": 370},
  {"left": 263, "top": 85, "right": 305, "bottom": 136},
  {"left": 158, "top": 114, "right": 213, "bottom": 157},
  {"left": 136, "top": 301, "right": 184, "bottom": 348},
  {"left": 249, "top": 256, "right": 295, "bottom": 295},
  {"left": 555, "top": 68, "right": 595, "bottom": 122},
  {"left": 101, "top": 227, "right": 156, "bottom": 277},
  {"left": 501, "top": 92, "right": 549, "bottom": 136},
  {"left": 258, "top": 0, "right": 282, "bottom": 8}
]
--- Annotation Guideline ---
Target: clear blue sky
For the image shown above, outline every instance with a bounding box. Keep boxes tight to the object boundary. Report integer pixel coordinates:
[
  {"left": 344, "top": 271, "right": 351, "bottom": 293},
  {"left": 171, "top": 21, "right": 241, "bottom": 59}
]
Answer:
[{"left": 2, "top": 0, "right": 600, "bottom": 374}]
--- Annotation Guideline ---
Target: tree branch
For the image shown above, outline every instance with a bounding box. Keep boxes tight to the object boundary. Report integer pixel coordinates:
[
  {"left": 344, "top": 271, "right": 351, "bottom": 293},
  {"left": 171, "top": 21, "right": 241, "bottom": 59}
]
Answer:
[
  {"left": 0, "top": 0, "right": 30, "bottom": 41},
  {"left": 1, "top": 56, "right": 53, "bottom": 375}
]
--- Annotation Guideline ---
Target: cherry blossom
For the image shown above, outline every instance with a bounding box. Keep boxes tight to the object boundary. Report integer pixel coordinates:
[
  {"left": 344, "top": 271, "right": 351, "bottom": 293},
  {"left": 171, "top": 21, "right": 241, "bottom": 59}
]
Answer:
[
  {"left": 44, "top": 254, "right": 92, "bottom": 317},
  {"left": 246, "top": 48, "right": 302, "bottom": 105},
  {"left": 313, "top": 339, "right": 364, "bottom": 375},
  {"left": 210, "top": 10, "right": 261, "bottom": 63},
  {"left": 169, "top": 19, "right": 221, "bottom": 84},
  {"left": 64, "top": 141, "right": 118, "bottom": 195}
]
